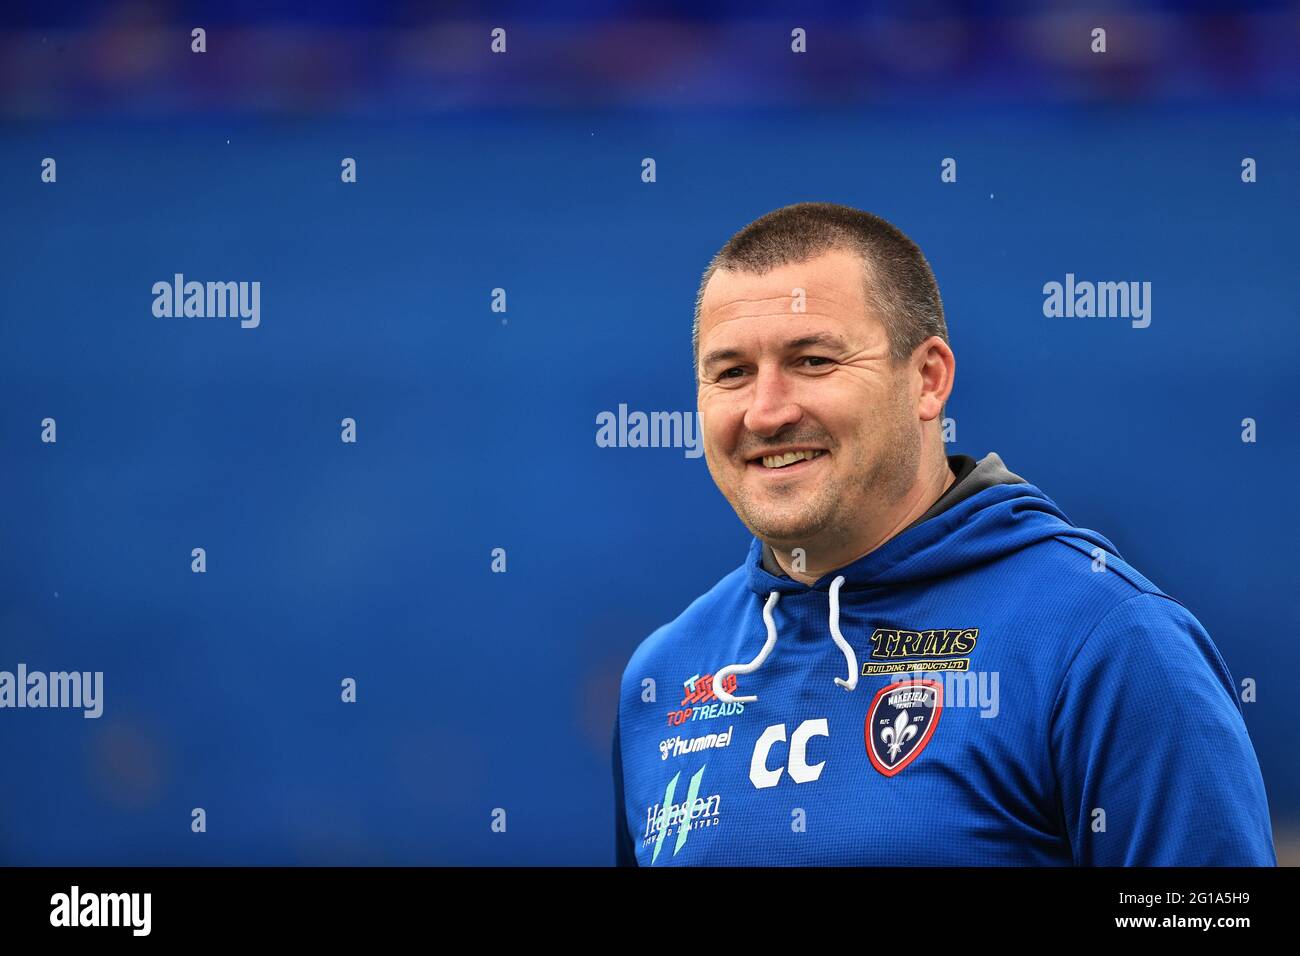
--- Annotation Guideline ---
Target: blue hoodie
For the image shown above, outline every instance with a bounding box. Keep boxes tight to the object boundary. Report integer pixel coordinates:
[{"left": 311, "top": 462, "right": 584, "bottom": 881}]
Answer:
[{"left": 613, "top": 453, "right": 1275, "bottom": 866}]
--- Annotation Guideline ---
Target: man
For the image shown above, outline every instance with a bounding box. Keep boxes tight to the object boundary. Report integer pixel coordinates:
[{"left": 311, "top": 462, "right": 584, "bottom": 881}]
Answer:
[{"left": 612, "top": 201, "right": 1275, "bottom": 866}]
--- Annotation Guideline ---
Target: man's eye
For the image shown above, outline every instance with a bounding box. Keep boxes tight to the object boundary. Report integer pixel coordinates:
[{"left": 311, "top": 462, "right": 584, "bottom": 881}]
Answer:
[
  {"left": 801, "top": 356, "right": 831, "bottom": 367},
  {"left": 719, "top": 367, "right": 745, "bottom": 379}
]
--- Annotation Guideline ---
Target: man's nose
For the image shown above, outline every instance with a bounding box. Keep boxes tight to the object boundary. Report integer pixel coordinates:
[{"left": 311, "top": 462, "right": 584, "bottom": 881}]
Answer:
[{"left": 742, "top": 366, "right": 803, "bottom": 437}]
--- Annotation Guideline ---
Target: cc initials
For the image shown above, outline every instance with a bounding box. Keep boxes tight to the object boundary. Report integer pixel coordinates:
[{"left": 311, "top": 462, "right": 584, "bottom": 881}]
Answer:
[{"left": 749, "top": 719, "right": 829, "bottom": 789}]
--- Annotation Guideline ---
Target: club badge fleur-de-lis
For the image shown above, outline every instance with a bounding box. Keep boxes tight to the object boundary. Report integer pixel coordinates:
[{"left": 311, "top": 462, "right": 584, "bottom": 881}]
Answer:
[
  {"left": 866, "top": 680, "right": 942, "bottom": 778},
  {"left": 880, "top": 711, "right": 918, "bottom": 761}
]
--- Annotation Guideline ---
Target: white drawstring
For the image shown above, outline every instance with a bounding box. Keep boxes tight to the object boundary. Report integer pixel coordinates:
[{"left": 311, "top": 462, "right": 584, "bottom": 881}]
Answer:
[
  {"left": 827, "top": 576, "right": 858, "bottom": 692},
  {"left": 713, "top": 575, "right": 858, "bottom": 704},
  {"left": 713, "top": 590, "right": 781, "bottom": 704}
]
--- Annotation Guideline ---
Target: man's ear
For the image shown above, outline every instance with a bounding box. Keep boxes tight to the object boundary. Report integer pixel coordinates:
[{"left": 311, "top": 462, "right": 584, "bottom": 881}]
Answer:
[{"left": 914, "top": 336, "right": 955, "bottom": 423}]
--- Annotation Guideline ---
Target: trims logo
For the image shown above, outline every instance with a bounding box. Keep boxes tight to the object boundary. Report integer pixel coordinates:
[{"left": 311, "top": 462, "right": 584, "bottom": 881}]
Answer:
[
  {"left": 643, "top": 765, "right": 721, "bottom": 864},
  {"left": 865, "top": 679, "right": 943, "bottom": 777},
  {"left": 861, "top": 628, "right": 977, "bottom": 675}
]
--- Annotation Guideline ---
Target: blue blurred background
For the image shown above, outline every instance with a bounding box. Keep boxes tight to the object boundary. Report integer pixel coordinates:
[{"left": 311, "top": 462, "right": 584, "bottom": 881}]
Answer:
[{"left": 0, "top": 1, "right": 1297, "bottom": 864}]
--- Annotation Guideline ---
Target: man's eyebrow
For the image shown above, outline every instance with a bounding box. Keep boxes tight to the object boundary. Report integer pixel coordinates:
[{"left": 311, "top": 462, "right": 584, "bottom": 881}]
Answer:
[{"left": 700, "top": 333, "right": 849, "bottom": 370}]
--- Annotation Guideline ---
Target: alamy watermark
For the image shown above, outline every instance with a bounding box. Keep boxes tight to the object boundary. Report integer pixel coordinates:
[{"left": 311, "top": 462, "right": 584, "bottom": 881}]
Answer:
[
  {"left": 50, "top": 886, "right": 150, "bottom": 936},
  {"left": 596, "top": 404, "right": 703, "bottom": 458},
  {"left": 0, "top": 664, "right": 103, "bottom": 718},
  {"left": 890, "top": 668, "right": 999, "bottom": 718},
  {"left": 1043, "top": 273, "right": 1151, "bottom": 328},
  {"left": 152, "top": 273, "right": 260, "bottom": 328}
]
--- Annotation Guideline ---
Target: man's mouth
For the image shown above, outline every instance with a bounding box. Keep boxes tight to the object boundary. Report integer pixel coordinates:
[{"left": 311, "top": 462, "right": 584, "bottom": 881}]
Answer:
[{"left": 746, "top": 448, "right": 828, "bottom": 471}]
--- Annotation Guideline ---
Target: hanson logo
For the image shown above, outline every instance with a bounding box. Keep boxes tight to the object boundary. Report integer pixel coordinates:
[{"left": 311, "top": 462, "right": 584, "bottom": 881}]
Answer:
[{"left": 643, "top": 765, "right": 721, "bottom": 864}]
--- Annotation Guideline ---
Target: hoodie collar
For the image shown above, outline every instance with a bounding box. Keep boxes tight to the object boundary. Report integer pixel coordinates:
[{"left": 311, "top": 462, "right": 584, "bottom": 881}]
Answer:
[
  {"left": 758, "top": 452, "right": 1024, "bottom": 581},
  {"left": 747, "top": 452, "right": 1108, "bottom": 597}
]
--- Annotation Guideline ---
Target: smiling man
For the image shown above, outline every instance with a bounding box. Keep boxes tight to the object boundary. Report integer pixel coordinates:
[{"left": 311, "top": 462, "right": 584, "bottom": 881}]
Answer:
[{"left": 612, "top": 201, "right": 1275, "bottom": 866}]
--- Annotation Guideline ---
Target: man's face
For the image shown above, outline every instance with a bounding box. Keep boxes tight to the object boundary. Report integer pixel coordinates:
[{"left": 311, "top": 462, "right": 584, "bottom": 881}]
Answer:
[{"left": 695, "top": 248, "right": 923, "bottom": 551}]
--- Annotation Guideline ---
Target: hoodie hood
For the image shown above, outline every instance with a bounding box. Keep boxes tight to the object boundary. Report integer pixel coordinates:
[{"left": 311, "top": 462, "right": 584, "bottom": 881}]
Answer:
[
  {"left": 748, "top": 453, "right": 1117, "bottom": 597},
  {"left": 714, "top": 453, "right": 1120, "bottom": 704}
]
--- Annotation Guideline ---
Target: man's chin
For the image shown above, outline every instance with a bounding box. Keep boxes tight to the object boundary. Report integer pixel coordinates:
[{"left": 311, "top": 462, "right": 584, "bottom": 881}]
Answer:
[{"left": 740, "top": 511, "right": 830, "bottom": 549}]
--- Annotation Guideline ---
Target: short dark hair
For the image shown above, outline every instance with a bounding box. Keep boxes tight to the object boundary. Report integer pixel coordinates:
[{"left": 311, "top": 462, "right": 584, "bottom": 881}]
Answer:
[{"left": 693, "top": 202, "right": 948, "bottom": 372}]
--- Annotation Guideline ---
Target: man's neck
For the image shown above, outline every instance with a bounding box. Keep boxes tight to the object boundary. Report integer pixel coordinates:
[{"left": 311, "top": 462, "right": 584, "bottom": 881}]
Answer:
[{"left": 767, "top": 461, "right": 956, "bottom": 586}]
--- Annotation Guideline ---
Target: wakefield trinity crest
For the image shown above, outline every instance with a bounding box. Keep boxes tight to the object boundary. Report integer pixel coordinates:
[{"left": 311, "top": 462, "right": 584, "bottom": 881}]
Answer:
[{"left": 865, "top": 679, "right": 943, "bottom": 777}]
